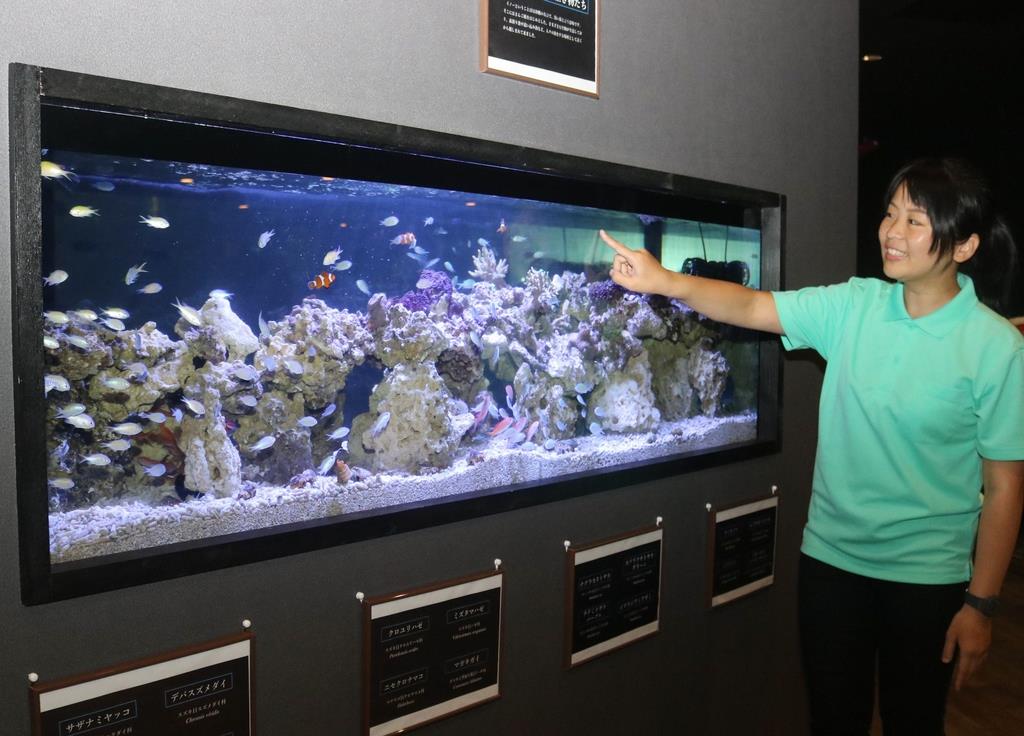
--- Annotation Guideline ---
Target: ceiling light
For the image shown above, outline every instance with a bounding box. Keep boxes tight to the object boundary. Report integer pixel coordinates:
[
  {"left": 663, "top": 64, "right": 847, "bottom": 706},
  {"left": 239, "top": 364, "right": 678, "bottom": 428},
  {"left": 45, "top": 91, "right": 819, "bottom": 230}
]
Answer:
[{"left": 861, "top": 54, "right": 883, "bottom": 62}]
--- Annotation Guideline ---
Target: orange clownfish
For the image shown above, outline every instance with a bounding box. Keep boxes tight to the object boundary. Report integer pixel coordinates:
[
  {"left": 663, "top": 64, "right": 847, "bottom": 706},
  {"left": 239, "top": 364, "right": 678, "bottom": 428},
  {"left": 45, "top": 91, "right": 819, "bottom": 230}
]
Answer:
[
  {"left": 497, "top": 218, "right": 508, "bottom": 234},
  {"left": 308, "top": 271, "right": 336, "bottom": 290}
]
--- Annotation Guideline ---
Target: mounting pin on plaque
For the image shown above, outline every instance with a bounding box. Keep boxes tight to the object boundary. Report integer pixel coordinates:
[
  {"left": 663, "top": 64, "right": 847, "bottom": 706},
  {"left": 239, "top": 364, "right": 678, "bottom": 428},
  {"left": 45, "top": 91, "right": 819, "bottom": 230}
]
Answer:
[
  {"left": 563, "top": 540, "right": 571, "bottom": 551},
  {"left": 28, "top": 672, "right": 38, "bottom": 684},
  {"left": 656, "top": 516, "right": 663, "bottom": 527},
  {"left": 356, "top": 592, "right": 365, "bottom": 603},
  {"left": 242, "top": 619, "right": 252, "bottom": 630},
  {"left": 705, "top": 503, "right": 712, "bottom": 512},
  {"left": 771, "top": 485, "right": 779, "bottom": 495},
  {"left": 494, "top": 558, "right": 502, "bottom": 571}
]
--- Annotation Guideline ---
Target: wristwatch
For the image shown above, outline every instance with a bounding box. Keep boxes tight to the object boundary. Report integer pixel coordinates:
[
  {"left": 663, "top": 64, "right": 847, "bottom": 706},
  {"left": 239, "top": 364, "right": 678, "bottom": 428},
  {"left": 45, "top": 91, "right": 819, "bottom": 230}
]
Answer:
[{"left": 964, "top": 590, "right": 999, "bottom": 617}]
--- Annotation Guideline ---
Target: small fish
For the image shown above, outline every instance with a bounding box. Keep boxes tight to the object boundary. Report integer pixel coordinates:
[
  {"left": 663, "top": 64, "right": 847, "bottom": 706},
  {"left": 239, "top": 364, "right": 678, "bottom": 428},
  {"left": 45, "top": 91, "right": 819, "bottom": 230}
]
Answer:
[
  {"left": 44, "top": 310, "right": 69, "bottom": 325},
  {"left": 250, "top": 435, "right": 276, "bottom": 452},
  {"left": 103, "top": 439, "right": 133, "bottom": 452},
  {"left": 435, "top": 227, "right": 448, "bottom": 235},
  {"left": 43, "top": 269, "right": 69, "bottom": 286},
  {"left": 574, "top": 382, "right": 593, "bottom": 394},
  {"left": 576, "top": 394, "right": 587, "bottom": 406},
  {"left": 182, "top": 398, "right": 205, "bottom": 416},
  {"left": 444, "top": 261, "right": 455, "bottom": 273},
  {"left": 209, "top": 289, "right": 233, "bottom": 300},
  {"left": 531, "top": 251, "right": 546, "bottom": 260},
  {"left": 49, "top": 477, "right": 75, "bottom": 490},
  {"left": 423, "top": 257, "right": 439, "bottom": 269},
  {"left": 371, "top": 411, "right": 391, "bottom": 437},
  {"left": 477, "top": 238, "right": 490, "bottom": 247},
  {"left": 380, "top": 216, "right": 399, "bottom": 227},
  {"left": 139, "top": 215, "right": 170, "bottom": 229},
  {"left": 102, "top": 307, "right": 130, "bottom": 320},
  {"left": 328, "top": 426, "right": 350, "bottom": 440},
  {"left": 65, "top": 414, "right": 95, "bottom": 430},
  {"left": 511, "top": 235, "right": 528, "bottom": 243},
  {"left": 406, "top": 252, "right": 425, "bottom": 263},
  {"left": 172, "top": 298, "right": 203, "bottom": 327},
  {"left": 525, "top": 420, "right": 540, "bottom": 443},
  {"left": 323, "top": 247, "right": 343, "bottom": 266},
  {"left": 111, "top": 421, "right": 143, "bottom": 436},
  {"left": 81, "top": 453, "right": 111, "bottom": 466},
  {"left": 589, "top": 422, "right": 604, "bottom": 436},
  {"left": 71, "top": 309, "right": 99, "bottom": 322},
  {"left": 332, "top": 260, "right": 353, "bottom": 271},
  {"left": 497, "top": 218, "right": 507, "bottom": 234},
  {"left": 143, "top": 463, "right": 167, "bottom": 477},
  {"left": 238, "top": 395, "right": 259, "bottom": 408},
  {"left": 594, "top": 406, "right": 606, "bottom": 418},
  {"left": 415, "top": 277, "right": 432, "bottom": 290},
  {"left": 505, "top": 385, "right": 515, "bottom": 409},
  {"left": 284, "top": 358, "right": 304, "bottom": 375},
  {"left": 43, "top": 335, "right": 59, "bottom": 350},
  {"left": 137, "top": 282, "right": 163, "bottom": 294},
  {"left": 356, "top": 279, "right": 371, "bottom": 296},
  {"left": 125, "top": 263, "right": 147, "bottom": 285},
  {"left": 308, "top": 271, "right": 336, "bottom": 290},
  {"left": 101, "top": 377, "right": 131, "bottom": 391},
  {"left": 44, "top": 374, "right": 70, "bottom": 394},
  {"left": 171, "top": 408, "right": 184, "bottom": 423},
  {"left": 297, "top": 416, "right": 318, "bottom": 428},
  {"left": 321, "top": 403, "right": 336, "bottom": 418},
  {"left": 460, "top": 278, "right": 477, "bottom": 290},
  {"left": 126, "top": 362, "right": 148, "bottom": 381},
  {"left": 258, "top": 311, "right": 270, "bottom": 339},
  {"left": 142, "top": 412, "right": 167, "bottom": 423},
  {"left": 390, "top": 232, "right": 417, "bottom": 246},
  {"left": 263, "top": 355, "right": 278, "bottom": 372},
  {"left": 40, "top": 161, "right": 73, "bottom": 180},
  {"left": 233, "top": 365, "right": 258, "bottom": 382},
  {"left": 555, "top": 419, "right": 567, "bottom": 432},
  {"left": 56, "top": 403, "right": 87, "bottom": 419},
  {"left": 65, "top": 335, "right": 91, "bottom": 350},
  {"left": 319, "top": 449, "right": 341, "bottom": 475},
  {"left": 423, "top": 216, "right": 434, "bottom": 226},
  {"left": 101, "top": 317, "right": 126, "bottom": 331},
  {"left": 513, "top": 417, "right": 529, "bottom": 433},
  {"left": 69, "top": 205, "right": 99, "bottom": 218},
  {"left": 469, "top": 331, "right": 482, "bottom": 349},
  {"left": 257, "top": 229, "right": 275, "bottom": 249},
  {"left": 489, "top": 417, "right": 513, "bottom": 437},
  {"left": 92, "top": 180, "right": 115, "bottom": 192},
  {"left": 410, "top": 245, "right": 428, "bottom": 256}
]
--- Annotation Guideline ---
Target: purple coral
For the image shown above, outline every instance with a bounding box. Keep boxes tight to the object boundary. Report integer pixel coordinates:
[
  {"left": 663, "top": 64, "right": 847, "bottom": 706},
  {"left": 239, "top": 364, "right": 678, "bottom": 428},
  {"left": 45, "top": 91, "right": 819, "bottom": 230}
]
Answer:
[
  {"left": 416, "top": 269, "right": 454, "bottom": 302},
  {"left": 397, "top": 290, "right": 432, "bottom": 314},
  {"left": 588, "top": 279, "right": 625, "bottom": 305}
]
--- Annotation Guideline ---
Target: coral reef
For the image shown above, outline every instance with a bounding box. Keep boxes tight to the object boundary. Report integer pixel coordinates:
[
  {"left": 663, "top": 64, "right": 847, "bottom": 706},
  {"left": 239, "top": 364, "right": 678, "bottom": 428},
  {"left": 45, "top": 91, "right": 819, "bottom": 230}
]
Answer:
[{"left": 468, "top": 245, "right": 508, "bottom": 285}]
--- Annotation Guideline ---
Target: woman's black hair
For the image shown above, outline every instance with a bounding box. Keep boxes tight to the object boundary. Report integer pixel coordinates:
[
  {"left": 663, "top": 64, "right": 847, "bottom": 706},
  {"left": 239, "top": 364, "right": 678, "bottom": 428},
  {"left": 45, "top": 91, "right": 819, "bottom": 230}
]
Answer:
[{"left": 884, "top": 157, "right": 1019, "bottom": 314}]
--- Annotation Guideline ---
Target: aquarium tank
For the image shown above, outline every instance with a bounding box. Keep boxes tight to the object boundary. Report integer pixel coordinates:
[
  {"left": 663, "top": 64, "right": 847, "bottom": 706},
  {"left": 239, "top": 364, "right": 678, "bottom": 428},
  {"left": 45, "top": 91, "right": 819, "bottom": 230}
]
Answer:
[{"left": 11, "top": 65, "right": 782, "bottom": 601}]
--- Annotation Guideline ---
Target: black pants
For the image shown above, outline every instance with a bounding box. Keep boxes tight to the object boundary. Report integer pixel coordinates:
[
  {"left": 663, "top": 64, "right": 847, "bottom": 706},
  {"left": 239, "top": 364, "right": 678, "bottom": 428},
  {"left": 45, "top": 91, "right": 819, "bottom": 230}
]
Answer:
[{"left": 798, "top": 554, "right": 966, "bottom": 736}]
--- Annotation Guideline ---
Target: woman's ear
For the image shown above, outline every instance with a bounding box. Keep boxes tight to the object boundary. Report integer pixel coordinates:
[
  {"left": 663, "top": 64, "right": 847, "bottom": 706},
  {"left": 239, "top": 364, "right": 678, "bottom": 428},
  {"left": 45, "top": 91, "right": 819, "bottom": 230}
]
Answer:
[{"left": 953, "top": 233, "right": 980, "bottom": 263}]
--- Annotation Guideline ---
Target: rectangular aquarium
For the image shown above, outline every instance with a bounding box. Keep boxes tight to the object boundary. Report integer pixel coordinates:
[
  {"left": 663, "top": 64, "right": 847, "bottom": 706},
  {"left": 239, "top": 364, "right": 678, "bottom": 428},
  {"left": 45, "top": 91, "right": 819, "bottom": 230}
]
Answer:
[{"left": 10, "top": 64, "right": 782, "bottom": 602}]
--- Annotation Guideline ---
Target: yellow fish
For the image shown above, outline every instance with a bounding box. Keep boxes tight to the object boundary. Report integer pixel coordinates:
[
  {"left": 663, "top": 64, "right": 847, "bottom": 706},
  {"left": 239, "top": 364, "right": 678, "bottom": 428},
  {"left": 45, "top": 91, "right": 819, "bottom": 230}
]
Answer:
[{"left": 69, "top": 205, "right": 99, "bottom": 218}]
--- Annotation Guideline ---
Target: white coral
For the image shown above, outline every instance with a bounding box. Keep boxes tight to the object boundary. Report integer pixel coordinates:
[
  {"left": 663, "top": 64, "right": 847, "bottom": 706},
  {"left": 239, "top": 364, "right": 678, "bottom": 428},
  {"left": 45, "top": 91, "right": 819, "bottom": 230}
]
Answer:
[{"left": 468, "top": 245, "right": 508, "bottom": 284}]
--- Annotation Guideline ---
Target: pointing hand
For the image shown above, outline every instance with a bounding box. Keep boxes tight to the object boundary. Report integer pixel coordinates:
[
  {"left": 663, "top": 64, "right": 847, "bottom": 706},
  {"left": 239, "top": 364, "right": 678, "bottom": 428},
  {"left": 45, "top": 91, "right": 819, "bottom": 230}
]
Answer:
[{"left": 600, "top": 229, "right": 668, "bottom": 295}]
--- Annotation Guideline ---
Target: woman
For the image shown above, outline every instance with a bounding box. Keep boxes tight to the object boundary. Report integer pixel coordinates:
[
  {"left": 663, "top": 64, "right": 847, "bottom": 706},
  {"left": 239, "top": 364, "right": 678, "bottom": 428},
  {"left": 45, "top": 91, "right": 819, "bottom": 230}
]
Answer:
[{"left": 601, "top": 158, "right": 1024, "bottom": 735}]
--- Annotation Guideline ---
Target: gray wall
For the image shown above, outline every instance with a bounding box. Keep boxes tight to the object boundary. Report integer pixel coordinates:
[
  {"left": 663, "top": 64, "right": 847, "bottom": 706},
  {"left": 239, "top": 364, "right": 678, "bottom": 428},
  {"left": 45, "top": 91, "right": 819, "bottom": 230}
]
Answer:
[{"left": 0, "top": 2, "right": 858, "bottom": 734}]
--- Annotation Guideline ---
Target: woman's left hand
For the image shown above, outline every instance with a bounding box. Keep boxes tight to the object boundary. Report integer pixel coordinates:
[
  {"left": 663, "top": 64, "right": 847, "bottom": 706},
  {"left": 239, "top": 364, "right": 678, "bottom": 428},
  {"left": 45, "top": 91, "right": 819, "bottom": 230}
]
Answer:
[{"left": 942, "top": 606, "right": 993, "bottom": 690}]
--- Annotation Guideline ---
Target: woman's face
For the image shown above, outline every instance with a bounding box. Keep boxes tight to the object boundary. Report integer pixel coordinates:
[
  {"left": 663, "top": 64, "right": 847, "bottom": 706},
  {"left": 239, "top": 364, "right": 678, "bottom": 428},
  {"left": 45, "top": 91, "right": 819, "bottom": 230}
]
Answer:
[{"left": 878, "top": 183, "right": 951, "bottom": 286}]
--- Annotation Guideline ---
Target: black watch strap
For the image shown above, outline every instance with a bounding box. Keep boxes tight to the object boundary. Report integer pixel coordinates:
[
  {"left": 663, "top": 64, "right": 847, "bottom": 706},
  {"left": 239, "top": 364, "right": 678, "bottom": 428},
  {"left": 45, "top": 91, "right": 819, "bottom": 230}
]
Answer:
[{"left": 964, "top": 590, "right": 999, "bottom": 617}]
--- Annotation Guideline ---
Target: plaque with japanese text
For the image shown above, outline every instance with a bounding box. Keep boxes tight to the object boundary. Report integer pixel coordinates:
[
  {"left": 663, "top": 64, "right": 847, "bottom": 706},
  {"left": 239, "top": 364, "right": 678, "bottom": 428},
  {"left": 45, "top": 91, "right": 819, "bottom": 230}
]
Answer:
[
  {"left": 29, "top": 632, "right": 252, "bottom": 736},
  {"left": 707, "top": 495, "right": 778, "bottom": 607},
  {"left": 363, "top": 570, "right": 503, "bottom": 736},
  {"left": 565, "top": 526, "right": 662, "bottom": 667},
  {"left": 481, "top": 0, "right": 600, "bottom": 96}
]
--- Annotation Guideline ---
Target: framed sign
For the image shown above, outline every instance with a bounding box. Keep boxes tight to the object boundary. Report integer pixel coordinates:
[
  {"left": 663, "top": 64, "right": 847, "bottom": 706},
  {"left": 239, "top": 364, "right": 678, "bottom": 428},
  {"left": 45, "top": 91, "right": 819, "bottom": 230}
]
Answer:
[
  {"left": 29, "top": 632, "right": 253, "bottom": 736},
  {"left": 481, "top": 0, "right": 600, "bottom": 96},
  {"left": 362, "top": 569, "right": 503, "bottom": 736},
  {"left": 564, "top": 525, "right": 662, "bottom": 667},
  {"left": 706, "top": 494, "right": 778, "bottom": 607}
]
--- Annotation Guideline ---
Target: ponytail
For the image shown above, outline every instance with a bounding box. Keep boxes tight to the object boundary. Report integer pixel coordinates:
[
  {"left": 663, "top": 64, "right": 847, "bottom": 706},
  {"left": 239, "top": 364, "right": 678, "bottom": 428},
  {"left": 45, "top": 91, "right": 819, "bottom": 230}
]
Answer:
[{"left": 962, "top": 215, "right": 1019, "bottom": 315}]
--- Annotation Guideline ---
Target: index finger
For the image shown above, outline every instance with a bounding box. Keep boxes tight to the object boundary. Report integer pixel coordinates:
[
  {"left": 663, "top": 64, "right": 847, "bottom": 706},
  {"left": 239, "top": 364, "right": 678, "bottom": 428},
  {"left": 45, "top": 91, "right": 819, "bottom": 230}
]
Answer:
[{"left": 599, "top": 229, "right": 633, "bottom": 258}]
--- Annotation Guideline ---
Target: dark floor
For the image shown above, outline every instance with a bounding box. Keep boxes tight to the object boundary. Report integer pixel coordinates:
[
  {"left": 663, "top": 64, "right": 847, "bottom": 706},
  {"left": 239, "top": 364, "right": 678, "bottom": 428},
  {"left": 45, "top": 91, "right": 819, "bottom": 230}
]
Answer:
[{"left": 870, "top": 540, "right": 1024, "bottom": 735}]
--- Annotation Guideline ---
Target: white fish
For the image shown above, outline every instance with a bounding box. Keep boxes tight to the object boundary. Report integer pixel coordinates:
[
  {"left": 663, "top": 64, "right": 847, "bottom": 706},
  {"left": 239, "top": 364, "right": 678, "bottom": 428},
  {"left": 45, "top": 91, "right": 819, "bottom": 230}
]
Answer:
[
  {"left": 44, "top": 374, "right": 70, "bottom": 394},
  {"left": 576, "top": 394, "right": 587, "bottom": 406},
  {"left": 92, "top": 180, "right": 115, "bottom": 192},
  {"left": 233, "top": 365, "right": 259, "bottom": 382},
  {"left": 543, "top": 438, "right": 556, "bottom": 451},
  {"left": 126, "top": 362, "right": 148, "bottom": 380},
  {"left": 40, "top": 161, "right": 73, "bottom": 180},
  {"left": 594, "top": 406, "right": 607, "bottom": 418},
  {"left": 511, "top": 235, "right": 528, "bottom": 243},
  {"left": 371, "top": 411, "right": 391, "bottom": 437},
  {"left": 171, "top": 408, "right": 184, "bottom": 423},
  {"left": 43, "top": 335, "right": 60, "bottom": 350},
  {"left": 263, "top": 355, "right": 277, "bottom": 372},
  {"left": 380, "top": 216, "right": 399, "bottom": 227},
  {"left": 410, "top": 245, "right": 428, "bottom": 255},
  {"left": 143, "top": 463, "right": 167, "bottom": 477},
  {"left": 103, "top": 439, "right": 133, "bottom": 452},
  {"left": 531, "top": 251, "right": 546, "bottom": 260},
  {"left": 182, "top": 398, "right": 205, "bottom": 416},
  {"left": 318, "top": 449, "right": 340, "bottom": 475},
  {"left": 139, "top": 215, "right": 170, "bottom": 229},
  {"left": 49, "top": 477, "right": 75, "bottom": 490},
  {"left": 125, "top": 263, "right": 148, "bottom": 285},
  {"left": 331, "top": 260, "right": 353, "bottom": 271},
  {"left": 137, "top": 282, "right": 162, "bottom": 295},
  {"left": 424, "top": 257, "right": 439, "bottom": 269},
  {"left": 423, "top": 216, "right": 434, "bottom": 226},
  {"left": 209, "top": 289, "right": 233, "bottom": 300},
  {"left": 321, "top": 403, "right": 336, "bottom": 418},
  {"left": 444, "top": 261, "right": 455, "bottom": 273},
  {"left": 111, "top": 421, "right": 143, "bottom": 436},
  {"left": 56, "top": 403, "right": 87, "bottom": 419},
  {"left": 71, "top": 309, "right": 98, "bottom": 322},
  {"left": 142, "top": 412, "right": 167, "bottom": 423},
  {"left": 589, "top": 422, "right": 604, "bottom": 436},
  {"left": 435, "top": 227, "right": 448, "bottom": 235},
  {"left": 574, "top": 382, "right": 593, "bottom": 394},
  {"left": 250, "top": 435, "right": 276, "bottom": 452},
  {"left": 257, "top": 229, "right": 275, "bottom": 249},
  {"left": 297, "top": 416, "right": 318, "bottom": 428},
  {"left": 81, "top": 453, "right": 111, "bottom": 466},
  {"left": 460, "top": 278, "right": 477, "bottom": 290},
  {"left": 258, "top": 311, "right": 270, "bottom": 339},
  {"left": 477, "top": 238, "right": 490, "bottom": 247},
  {"left": 323, "top": 247, "right": 343, "bottom": 266},
  {"left": 356, "top": 279, "right": 371, "bottom": 296},
  {"left": 102, "top": 307, "right": 130, "bottom": 320},
  {"left": 284, "top": 358, "right": 304, "bottom": 375},
  {"left": 172, "top": 299, "right": 203, "bottom": 327},
  {"left": 239, "top": 395, "right": 258, "bottom": 408},
  {"left": 43, "top": 269, "right": 69, "bottom": 286},
  {"left": 65, "top": 414, "right": 95, "bottom": 430},
  {"left": 101, "top": 377, "right": 131, "bottom": 391},
  {"left": 44, "top": 310, "right": 69, "bottom": 325},
  {"left": 69, "top": 205, "right": 99, "bottom": 218},
  {"left": 328, "top": 426, "right": 350, "bottom": 440},
  {"left": 101, "top": 317, "right": 126, "bottom": 331},
  {"left": 65, "top": 335, "right": 91, "bottom": 350}
]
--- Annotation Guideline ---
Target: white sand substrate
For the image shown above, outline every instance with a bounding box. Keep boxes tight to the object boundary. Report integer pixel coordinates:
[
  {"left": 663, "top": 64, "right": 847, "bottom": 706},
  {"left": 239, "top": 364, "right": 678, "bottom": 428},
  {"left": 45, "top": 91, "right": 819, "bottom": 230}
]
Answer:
[{"left": 49, "top": 413, "right": 756, "bottom": 564}]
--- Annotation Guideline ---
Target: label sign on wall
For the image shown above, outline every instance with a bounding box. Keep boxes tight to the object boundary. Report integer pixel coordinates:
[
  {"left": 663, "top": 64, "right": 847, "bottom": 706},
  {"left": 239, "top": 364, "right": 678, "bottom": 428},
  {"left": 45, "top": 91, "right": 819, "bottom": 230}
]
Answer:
[
  {"left": 29, "top": 633, "right": 252, "bottom": 736},
  {"left": 363, "top": 570, "right": 502, "bottom": 736},
  {"left": 707, "top": 495, "right": 779, "bottom": 607},
  {"left": 481, "top": 0, "right": 600, "bottom": 96},
  {"left": 565, "top": 526, "right": 662, "bottom": 667}
]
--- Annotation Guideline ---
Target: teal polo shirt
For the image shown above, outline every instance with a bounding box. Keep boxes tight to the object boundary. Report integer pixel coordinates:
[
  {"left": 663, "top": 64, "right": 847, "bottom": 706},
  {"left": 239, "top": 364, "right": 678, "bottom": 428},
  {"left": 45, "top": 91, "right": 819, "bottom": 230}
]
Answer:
[{"left": 773, "top": 275, "right": 1024, "bottom": 583}]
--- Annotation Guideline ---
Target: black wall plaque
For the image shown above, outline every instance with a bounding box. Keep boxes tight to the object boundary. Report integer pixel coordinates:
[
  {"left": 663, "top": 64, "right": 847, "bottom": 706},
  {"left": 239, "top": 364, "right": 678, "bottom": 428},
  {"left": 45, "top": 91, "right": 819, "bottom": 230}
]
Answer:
[
  {"left": 707, "top": 495, "right": 778, "bottom": 607},
  {"left": 565, "top": 526, "right": 662, "bottom": 667},
  {"left": 481, "top": 0, "right": 600, "bottom": 95},
  {"left": 29, "top": 633, "right": 252, "bottom": 736},
  {"left": 363, "top": 570, "right": 503, "bottom": 736}
]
